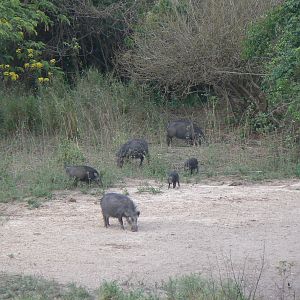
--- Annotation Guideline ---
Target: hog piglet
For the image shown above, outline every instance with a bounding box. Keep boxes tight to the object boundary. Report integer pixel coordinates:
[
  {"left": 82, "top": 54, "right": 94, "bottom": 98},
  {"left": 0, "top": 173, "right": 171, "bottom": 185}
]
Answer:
[
  {"left": 168, "top": 171, "right": 180, "bottom": 189},
  {"left": 184, "top": 158, "right": 199, "bottom": 174}
]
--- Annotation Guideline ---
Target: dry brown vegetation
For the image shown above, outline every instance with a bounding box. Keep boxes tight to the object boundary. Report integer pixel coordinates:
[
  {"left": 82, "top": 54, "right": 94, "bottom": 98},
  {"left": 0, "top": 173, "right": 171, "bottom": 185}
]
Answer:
[{"left": 120, "top": 0, "right": 281, "bottom": 114}]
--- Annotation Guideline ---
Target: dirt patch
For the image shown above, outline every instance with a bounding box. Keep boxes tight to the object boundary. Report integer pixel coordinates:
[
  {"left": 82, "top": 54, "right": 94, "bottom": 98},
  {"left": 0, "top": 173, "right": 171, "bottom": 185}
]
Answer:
[{"left": 1, "top": 179, "right": 300, "bottom": 299}]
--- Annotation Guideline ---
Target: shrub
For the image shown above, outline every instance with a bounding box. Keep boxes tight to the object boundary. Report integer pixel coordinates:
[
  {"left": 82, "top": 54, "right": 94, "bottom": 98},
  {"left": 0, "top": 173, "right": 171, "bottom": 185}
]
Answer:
[
  {"left": 119, "top": 0, "right": 279, "bottom": 102},
  {"left": 244, "top": 0, "right": 300, "bottom": 130},
  {"left": 0, "top": 0, "right": 61, "bottom": 86}
]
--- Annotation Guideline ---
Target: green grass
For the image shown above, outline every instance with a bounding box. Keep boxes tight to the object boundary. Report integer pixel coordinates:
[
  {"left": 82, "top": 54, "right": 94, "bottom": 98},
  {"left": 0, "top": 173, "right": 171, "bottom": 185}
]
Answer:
[
  {"left": 163, "top": 274, "right": 247, "bottom": 300},
  {"left": 137, "top": 184, "right": 163, "bottom": 194},
  {"left": 0, "top": 70, "right": 299, "bottom": 203},
  {"left": 0, "top": 273, "right": 92, "bottom": 300},
  {"left": 0, "top": 131, "right": 299, "bottom": 203},
  {"left": 0, "top": 273, "right": 252, "bottom": 300}
]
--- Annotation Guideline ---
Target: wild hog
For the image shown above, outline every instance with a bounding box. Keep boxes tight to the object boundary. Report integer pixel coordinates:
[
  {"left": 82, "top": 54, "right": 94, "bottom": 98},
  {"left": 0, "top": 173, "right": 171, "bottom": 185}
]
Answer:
[
  {"left": 184, "top": 158, "right": 199, "bottom": 174},
  {"left": 166, "top": 120, "right": 206, "bottom": 146},
  {"left": 100, "top": 193, "right": 140, "bottom": 232},
  {"left": 65, "top": 165, "right": 102, "bottom": 186},
  {"left": 168, "top": 171, "right": 180, "bottom": 189},
  {"left": 116, "top": 139, "right": 149, "bottom": 168}
]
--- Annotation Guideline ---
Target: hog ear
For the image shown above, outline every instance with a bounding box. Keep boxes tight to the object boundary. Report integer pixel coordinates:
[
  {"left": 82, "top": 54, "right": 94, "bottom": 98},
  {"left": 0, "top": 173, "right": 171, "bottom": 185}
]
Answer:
[{"left": 136, "top": 211, "right": 140, "bottom": 216}]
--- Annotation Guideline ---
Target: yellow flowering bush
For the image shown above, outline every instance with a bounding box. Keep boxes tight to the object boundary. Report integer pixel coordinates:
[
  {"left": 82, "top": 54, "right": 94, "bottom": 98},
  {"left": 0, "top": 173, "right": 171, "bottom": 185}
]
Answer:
[
  {"left": 1, "top": 45, "right": 60, "bottom": 85},
  {"left": 36, "top": 62, "right": 43, "bottom": 69},
  {"left": 10, "top": 72, "right": 19, "bottom": 81},
  {"left": 0, "top": 0, "right": 62, "bottom": 86},
  {"left": 1, "top": 71, "right": 19, "bottom": 81}
]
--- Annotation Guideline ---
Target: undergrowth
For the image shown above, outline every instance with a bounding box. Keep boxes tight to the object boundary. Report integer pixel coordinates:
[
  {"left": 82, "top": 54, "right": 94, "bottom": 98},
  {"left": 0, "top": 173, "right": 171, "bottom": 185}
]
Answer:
[
  {"left": 0, "top": 273, "right": 252, "bottom": 300},
  {"left": 0, "top": 70, "right": 299, "bottom": 203}
]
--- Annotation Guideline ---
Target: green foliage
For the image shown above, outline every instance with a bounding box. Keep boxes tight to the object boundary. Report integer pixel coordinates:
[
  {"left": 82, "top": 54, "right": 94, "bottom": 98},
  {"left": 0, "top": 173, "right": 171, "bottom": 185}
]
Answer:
[
  {"left": 0, "top": 69, "right": 165, "bottom": 138},
  {"left": 0, "top": 273, "right": 254, "bottom": 300},
  {"left": 137, "top": 185, "right": 163, "bottom": 194},
  {"left": 27, "top": 198, "right": 43, "bottom": 209},
  {"left": 0, "top": 146, "right": 69, "bottom": 203},
  {"left": 163, "top": 274, "right": 246, "bottom": 300},
  {"left": 0, "top": 0, "right": 61, "bottom": 85},
  {"left": 295, "top": 163, "right": 300, "bottom": 178},
  {"left": 0, "top": 92, "right": 40, "bottom": 133},
  {"left": 0, "top": 159, "right": 20, "bottom": 203},
  {"left": 56, "top": 139, "right": 85, "bottom": 166},
  {"left": 121, "top": 0, "right": 279, "bottom": 99},
  {"left": 0, "top": 0, "right": 53, "bottom": 56},
  {"left": 142, "top": 155, "right": 170, "bottom": 180},
  {"left": 97, "top": 281, "right": 154, "bottom": 300},
  {"left": 0, "top": 273, "right": 92, "bottom": 300},
  {"left": 244, "top": 0, "right": 300, "bottom": 126}
]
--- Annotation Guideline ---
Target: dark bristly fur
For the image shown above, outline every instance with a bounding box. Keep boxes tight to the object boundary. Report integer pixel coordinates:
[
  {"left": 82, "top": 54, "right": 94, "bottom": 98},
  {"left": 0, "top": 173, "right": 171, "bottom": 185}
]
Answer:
[
  {"left": 167, "top": 120, "right": 206, "bottom": 146},
  {"left": 184, "top": 158, "right": 199, "bottom": 174},
  {"left": 116, "top": 139, "right": 149, "bottom": 168},
  {"left": 65, "top": 165, "right": 102, "bottom": 186},
  {"left": 100, "top": 193, "right": 140, "bottom": 232},
  {"left": 168, "top": 171, "right": 180, "bottom": 189}
]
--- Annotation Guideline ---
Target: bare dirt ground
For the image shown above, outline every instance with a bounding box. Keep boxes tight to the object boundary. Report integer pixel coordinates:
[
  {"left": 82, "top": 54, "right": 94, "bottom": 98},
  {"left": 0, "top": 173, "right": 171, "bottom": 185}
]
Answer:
[{"left": 1, "top": 179, "right": 300, "bottom": 299}]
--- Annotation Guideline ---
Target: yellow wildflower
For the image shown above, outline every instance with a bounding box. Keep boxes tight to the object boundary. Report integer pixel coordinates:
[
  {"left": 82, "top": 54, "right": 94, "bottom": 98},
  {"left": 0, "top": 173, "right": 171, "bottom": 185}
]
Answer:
[
  {"left": 9, "top": 72, "right": 15, "bottom": 76},
  {"left": 31, "top": 63, "right": 37, "bottom": 68},
  {"left": 50, "top": 59, "right": 56, "bottom": 64},
  {"left": 48, "top": 72, "right": 53, "bottom": 77},
  {"left": 5, "top": 64, "right": 10, "bottom": 69},
  {"left": 43, "top": 77, "right": 50, "bottom": 83},
  {"left": 36, "top": 62, "right": 43, "bottom": 69},
  {"left": 3, "top": 71, "right": 9, "bottom": 76},
  {"left": 10, "top": 73, "right": 19, "bottom": 81},
  {"left": 24, "top": 63, "right": 30, "bottom": 68},
  {"left": 28, "top": 53, "right": 34, "bottom": 58},
  {"left": 16, "top": 48, "right": 22, "bottom": 54},
  {"left": 0, "top": 64, "right": 4, "bottom": 69},
  {"left": 38, "top": 77, "right": 44, "bottom": 83},
  {"left": 27, "top": 49, "right": 34, "bottom": 54}
]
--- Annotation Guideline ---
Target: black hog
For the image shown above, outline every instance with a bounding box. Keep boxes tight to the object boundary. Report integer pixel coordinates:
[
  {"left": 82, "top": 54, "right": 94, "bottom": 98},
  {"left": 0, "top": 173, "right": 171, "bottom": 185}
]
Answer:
[
  {"left": 65, "top": 165, "right": 102, "bottom": 186},
  {"left": 184, "top": 158, "right": 199, "bottom": 174},
  {"left": 116, "top": 139, "right": 149, "bottom": 168},
  {"left": 168, "top": 171, "right": 180, "bottom": 189},
  {"left": 100, "top": 193, "right": 140, "bottom": 232},
  {"left": 166, "top": 120, "right": 206, "bottom": 146}
]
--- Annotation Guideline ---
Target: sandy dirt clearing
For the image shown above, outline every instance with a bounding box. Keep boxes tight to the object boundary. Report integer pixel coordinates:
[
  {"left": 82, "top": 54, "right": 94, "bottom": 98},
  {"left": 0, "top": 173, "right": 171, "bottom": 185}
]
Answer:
[{"left": 0, "top": 179, "right": 300, "bottom": 299}]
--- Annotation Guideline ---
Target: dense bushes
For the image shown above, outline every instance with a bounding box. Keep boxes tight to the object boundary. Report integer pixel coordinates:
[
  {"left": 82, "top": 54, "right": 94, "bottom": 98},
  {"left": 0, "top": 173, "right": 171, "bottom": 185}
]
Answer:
[
  {"left": 0, "top": 0, "right": 59, "bottom": 86},
  {"left": 244, "top": 0, "right": 300, "bottom": 131},
  {"left": 0, "top": 0, "right": 153, "bottom": 84},
  {"left": 0, "top": 0, "right": 298, "bottom": 137},
  {"left": 0, "top": 70, "right": 164, "bottom": 140},
  {"left": 119, "top": 0, "right": 279, "bottom": 103}
]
